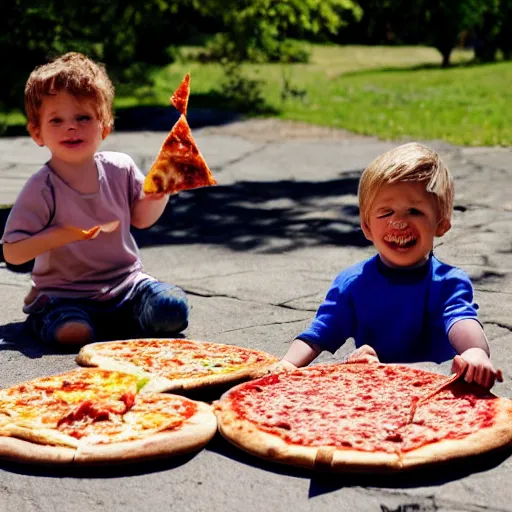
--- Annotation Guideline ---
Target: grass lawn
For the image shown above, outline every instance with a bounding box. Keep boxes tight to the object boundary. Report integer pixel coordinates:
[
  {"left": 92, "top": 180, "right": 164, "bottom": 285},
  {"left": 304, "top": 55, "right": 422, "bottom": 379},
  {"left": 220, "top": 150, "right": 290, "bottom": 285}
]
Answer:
[{"left": 4, "top": 45, "right": 512, "bottom": 146}]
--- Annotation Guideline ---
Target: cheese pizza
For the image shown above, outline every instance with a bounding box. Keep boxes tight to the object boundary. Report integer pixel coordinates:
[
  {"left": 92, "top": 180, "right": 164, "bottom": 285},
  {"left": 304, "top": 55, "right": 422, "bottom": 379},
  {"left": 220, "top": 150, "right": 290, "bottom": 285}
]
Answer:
[
  {"left": 0, "top": 368, "right": 217, "bottom": 465},
  {"left": 214, "top": 363, "right": 512, "bottom": 472},
  {"left": 76, "top": 338, "right": 279, "bottom": 393}
]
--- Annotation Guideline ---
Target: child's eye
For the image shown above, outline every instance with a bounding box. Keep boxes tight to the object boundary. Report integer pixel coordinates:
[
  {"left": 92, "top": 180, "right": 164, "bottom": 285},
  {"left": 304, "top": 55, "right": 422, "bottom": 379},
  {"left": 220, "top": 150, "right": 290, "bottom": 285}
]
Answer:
[
  {"left": 49, "top": 118, "right": 62, "bottom": 124},
  {"left": 377, "top": 211, "right": 392, "bottom": 218},
  {"left": 409, "top": 208, "right": 423, "bottom": 216},
  {"left": 77, "top": 115, "right": 91, "bottom": 122}
]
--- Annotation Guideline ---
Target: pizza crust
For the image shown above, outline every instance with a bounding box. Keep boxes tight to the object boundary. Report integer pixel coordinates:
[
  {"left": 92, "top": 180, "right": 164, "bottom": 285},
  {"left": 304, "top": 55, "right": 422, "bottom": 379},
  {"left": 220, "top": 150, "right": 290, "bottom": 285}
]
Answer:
[
  {"left": 0, "top": 436, "right": 75, "bottom": 465},
  {"left": 215, "top": 400, "right": 402, "bottom": 472},
  {"left": 1, "top": 424, "right": 80, "bottom": 448},
  {"left": 159, "top": 366, "right": 279, "bottom": 392}
]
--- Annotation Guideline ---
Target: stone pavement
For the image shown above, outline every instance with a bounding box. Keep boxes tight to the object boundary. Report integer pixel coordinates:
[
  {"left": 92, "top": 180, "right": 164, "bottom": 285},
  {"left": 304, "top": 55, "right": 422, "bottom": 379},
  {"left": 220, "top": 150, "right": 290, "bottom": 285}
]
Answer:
[{"left": 0, "top": 120, "right": 511, "bottom": 512}]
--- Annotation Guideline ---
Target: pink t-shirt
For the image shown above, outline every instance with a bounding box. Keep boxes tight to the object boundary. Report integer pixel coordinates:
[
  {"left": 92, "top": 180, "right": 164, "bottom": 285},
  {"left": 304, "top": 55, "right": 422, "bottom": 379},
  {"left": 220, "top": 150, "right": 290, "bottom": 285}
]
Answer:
[{"left": 2, "top": 151, "right": 150, "bottom": 301}]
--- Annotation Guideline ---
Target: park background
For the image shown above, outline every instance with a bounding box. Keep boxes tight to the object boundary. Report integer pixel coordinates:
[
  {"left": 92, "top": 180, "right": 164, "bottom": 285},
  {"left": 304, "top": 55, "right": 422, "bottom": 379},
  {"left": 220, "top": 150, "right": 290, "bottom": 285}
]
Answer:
[{"left": 1, "top": 0, "right": 511, "bottom": 147}]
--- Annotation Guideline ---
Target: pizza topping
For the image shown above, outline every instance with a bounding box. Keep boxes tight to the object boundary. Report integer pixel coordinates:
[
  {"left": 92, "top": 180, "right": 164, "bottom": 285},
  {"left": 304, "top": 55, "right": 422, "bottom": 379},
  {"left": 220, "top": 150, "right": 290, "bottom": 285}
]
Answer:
[
  {"left": 57, "top": 394, "right": 199, "bottom": 444},
  {"left": 81, "top": 339, "right": 278, "bottom": 382},
  {"left": 0, "top": 369, "right": 211, "bottom": 450}
]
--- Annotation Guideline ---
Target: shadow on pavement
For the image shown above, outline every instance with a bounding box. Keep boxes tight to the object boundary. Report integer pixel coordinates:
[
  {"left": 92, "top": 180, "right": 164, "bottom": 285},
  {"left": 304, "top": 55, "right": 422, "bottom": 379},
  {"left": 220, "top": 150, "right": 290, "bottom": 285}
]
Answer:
[
  {"left": 207, "top": 434, "right": 512, "bottom": 494},
  {"left": 0, "top": 321, "right": 45, "bottom": 358},
  {"left": 0, "top": 450, "right": 199, "bottom": 478},
  {"left": 1, "top": 102, "right": 251, "bottom": 137},
  {"left": 132, "top": 176, "right": 369, "bottom": 254},
  {"left": 1, "top": 174, "right": 369, "bottom": 271}
]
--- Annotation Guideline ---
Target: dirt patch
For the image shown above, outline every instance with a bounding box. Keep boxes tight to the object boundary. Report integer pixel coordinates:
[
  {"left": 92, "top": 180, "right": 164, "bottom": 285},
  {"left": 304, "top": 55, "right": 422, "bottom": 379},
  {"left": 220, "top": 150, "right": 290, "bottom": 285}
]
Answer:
[{"left": 201, "top": 118, "right": 375, "bottom": 143}]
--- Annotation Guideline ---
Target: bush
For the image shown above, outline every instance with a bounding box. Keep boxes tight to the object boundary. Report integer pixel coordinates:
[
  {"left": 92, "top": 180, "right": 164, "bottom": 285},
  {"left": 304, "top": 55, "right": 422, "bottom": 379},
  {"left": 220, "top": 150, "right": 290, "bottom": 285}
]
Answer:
[
  {"left": 198, "top": 34, "right": 310, "bottom": 63},
  {"left": 218, "top": 60, "right": 266, "bottom": 112}
]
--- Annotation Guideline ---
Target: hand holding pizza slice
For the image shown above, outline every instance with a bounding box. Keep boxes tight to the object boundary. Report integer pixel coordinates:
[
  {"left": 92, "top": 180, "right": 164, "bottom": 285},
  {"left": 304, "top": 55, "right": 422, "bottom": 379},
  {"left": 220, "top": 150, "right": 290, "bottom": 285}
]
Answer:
[{"left": 143, "top": 74, "right": 217, "bottom": 196}]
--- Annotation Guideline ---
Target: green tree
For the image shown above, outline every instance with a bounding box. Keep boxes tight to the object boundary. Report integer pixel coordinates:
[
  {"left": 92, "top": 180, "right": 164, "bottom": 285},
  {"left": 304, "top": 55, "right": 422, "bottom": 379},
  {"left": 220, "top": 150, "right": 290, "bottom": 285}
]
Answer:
[
  {"left": 496, "top": 0, "right": 512, "bottom": 59},
  {"left": 421, "top": 0, "right": 489, "bottom": 67},
  {"left": 192, "top": 0, "right": 362, "bottom": 62},
  {"left": 0, "top": 0, "right": 181, "bottom": 111},
  {"left": 472, "top": 0, "right": 501, "bottom": 62}
]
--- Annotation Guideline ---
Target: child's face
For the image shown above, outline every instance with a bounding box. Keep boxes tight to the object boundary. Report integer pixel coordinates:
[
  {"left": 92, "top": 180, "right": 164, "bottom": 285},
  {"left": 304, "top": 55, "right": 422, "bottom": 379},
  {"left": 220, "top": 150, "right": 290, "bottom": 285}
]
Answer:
[
  {"left": 29, "top": 91, "right": 104, "bottom": 166},
  {"left": 362, "top": 181, "right": 449, "bottom": 268}
]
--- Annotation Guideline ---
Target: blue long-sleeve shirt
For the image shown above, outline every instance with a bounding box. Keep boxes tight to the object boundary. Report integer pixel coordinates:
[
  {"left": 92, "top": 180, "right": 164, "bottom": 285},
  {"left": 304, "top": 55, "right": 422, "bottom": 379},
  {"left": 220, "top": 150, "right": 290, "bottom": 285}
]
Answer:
[{"left": 297, "top": 254, "right": 479, "bottom": 363}]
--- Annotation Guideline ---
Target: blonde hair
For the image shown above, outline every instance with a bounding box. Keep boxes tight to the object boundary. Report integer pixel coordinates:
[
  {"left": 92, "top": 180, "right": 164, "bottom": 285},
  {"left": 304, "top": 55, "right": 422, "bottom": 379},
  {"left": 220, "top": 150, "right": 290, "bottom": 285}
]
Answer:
[
  {"left": 24, "top": 52, "right": 115, "bottom": 132},
  {"left": 358, "top": 142, "right": 454, "bottom": 224}
]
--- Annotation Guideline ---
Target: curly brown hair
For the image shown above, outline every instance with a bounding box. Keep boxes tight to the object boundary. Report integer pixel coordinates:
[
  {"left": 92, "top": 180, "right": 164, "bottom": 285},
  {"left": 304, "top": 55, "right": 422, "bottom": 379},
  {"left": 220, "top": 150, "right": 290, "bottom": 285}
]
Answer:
[{"left": 25, "top": 52, "right": 115, "bottom": 134}]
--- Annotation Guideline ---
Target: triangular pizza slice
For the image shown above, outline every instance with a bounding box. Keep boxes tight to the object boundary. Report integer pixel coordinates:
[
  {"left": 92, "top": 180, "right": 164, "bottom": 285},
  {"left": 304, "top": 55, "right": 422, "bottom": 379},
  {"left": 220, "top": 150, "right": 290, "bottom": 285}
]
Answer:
[
  {"left": 143, "top": 114, "right": 217, "bottom": 195},
  {"left": 170, "top": 73, "right": 190, "bottom": 116}
]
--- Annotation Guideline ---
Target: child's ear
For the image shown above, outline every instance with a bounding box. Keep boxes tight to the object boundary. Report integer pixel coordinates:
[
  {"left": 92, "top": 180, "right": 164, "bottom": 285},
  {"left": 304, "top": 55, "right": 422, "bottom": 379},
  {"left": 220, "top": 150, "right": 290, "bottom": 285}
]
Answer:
[
  {"left": 361, "top": 220, "right": 373, "bottom": 242},
  {"left": 27, "top": 123, "right": 44, "bottom": 146},
  {"left": 436, "top": 218, "right": 451, "bottom": 237},
  {"left": 102, "top": 124, "right": 112, "bottom": 139}
]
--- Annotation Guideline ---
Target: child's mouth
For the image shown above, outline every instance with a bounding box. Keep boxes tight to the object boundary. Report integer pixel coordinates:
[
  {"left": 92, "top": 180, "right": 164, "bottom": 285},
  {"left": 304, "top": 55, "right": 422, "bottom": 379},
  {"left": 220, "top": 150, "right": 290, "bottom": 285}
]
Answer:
[
  {"left": 383, "top": 233, "right": 417, "bottom": 249},
  {"left": 62, "top": 139, "right": 84, "bottom": 147}
]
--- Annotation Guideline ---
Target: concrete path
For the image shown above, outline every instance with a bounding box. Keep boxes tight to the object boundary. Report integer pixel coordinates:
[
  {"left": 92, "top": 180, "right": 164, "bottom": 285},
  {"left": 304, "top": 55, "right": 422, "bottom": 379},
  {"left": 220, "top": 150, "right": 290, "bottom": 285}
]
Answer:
[{"left": 0, "top": 120, "right": 511, "bottom": 512}]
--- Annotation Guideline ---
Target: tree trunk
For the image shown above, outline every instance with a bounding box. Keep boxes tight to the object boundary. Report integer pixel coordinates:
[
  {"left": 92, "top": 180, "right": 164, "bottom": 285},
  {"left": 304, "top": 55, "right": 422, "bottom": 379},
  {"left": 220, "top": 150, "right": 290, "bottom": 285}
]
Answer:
[{"left": 441, "top": 49, "right": 452, "bottom": 68}]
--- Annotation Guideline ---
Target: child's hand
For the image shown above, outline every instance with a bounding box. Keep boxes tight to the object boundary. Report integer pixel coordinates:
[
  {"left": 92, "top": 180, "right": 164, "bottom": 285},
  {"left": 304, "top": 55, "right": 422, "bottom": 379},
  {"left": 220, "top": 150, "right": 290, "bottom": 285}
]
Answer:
[
  {"left": 273, "top": 360, "right": 298, "bottom": 373},
  {"left": 141, "top": 192, "right": 167, "bottom": 201},
  {"left": 254, "top": 360, "right": 297, "bottom": 378},
  {"left": 346, "top": 345, "right": 380, "bottom": 364},
  {"left": 452, "top": 349, "right": 503, "bottom": 390},
  {"left": 81, "top": 220, "right": 120, "bottom": 240}
]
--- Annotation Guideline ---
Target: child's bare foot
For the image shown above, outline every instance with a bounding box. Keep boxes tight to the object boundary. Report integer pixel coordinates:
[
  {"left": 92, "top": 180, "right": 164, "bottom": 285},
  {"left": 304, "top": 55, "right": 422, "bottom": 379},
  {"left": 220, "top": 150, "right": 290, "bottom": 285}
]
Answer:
[
  {"left": 55, "top": 321, "right": 93, "bottom": 345},
  {"left": 346, "top": 345, "right": 380, "bottom": 364}
]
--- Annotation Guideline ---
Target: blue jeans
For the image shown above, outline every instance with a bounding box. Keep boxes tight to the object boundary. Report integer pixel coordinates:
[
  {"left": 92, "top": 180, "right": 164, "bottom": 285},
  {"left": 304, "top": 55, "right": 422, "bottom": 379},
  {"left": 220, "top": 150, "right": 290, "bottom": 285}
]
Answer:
[{"left": 26, "top": 279, "right": 189, "bottom": 345}]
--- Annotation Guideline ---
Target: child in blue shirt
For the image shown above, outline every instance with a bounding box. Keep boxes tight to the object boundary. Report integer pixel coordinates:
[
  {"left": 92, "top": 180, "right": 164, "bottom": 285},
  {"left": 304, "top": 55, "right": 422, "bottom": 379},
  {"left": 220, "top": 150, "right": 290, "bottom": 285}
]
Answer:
[{"left": 280, "top": 142, "right": 500, "bottom": 390}]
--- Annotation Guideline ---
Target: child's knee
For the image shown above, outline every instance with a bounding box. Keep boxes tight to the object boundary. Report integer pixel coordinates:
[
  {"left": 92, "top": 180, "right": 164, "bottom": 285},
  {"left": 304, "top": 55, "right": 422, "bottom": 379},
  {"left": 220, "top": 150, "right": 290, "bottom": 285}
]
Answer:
[
  {"left": 54, "top": 321, "right": 94, "bottom": 345},
  {"left": 139, "top": 287, "right": 189, "bottom": 334},
  {"left": 32, "top": 304, "right": 95, "bottom": 345},
  {"left": 150, "top": 299, "right": 189, "bottom": 333}
]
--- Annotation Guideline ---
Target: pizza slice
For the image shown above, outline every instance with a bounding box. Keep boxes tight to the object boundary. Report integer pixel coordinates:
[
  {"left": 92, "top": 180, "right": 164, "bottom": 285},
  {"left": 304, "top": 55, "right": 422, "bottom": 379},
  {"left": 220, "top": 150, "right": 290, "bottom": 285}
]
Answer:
[
  {"left": 143, "top": 115, "right": 217, "bottom": 195},
  {"left": 0, "top": 369, "right": 217, "bottom": 465},
  {"left": 171, "top": 73, "right": 190, "bottom": 116},
  {"left": 143, "top": 72, "right": 217, "bottom": 196},
  {"left": 76, "top": 338, "right": 279, "bottom": 393}
]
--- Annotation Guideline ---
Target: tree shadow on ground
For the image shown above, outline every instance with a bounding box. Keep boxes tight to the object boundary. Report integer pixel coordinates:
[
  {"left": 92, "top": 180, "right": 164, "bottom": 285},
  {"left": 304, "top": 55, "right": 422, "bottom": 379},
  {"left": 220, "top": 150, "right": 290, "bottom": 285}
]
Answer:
[
  {"left": 132, "top": 175, "right": 369, "bottom": 254},
  {"left": 0, "top": 174, "right": 369, "bottom": 270},
  {"left": 2, "top": 85, "right": 281, "bottom": 137},
  {"left": 341, "top": 57, "right": 504, "bottom": 79},
  {"left": 113, "top": 104, "right": 241, "bottom": 133},
  {"left": 105, "top": 89, "right": 279, "bottom": 133}
]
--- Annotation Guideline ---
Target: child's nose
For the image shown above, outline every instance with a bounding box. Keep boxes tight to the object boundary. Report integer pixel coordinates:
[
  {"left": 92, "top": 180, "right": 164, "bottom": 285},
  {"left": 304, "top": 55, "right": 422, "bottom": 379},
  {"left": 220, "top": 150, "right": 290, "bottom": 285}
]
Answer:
[{"left": 388, "top": 219, "right": 408, "bottom": 230}]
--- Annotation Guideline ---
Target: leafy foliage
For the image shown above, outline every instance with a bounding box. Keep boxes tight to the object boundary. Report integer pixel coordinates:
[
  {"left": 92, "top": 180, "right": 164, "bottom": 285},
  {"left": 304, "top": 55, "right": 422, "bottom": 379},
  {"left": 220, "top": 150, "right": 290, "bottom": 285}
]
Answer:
[{"left": 194, "top": 0, "right": 362, "bottom": 62}]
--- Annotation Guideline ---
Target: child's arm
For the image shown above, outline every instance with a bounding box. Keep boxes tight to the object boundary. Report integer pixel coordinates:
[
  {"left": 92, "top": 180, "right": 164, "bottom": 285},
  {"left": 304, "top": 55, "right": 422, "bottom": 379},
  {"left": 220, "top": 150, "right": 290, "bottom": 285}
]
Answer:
[
  {"left": 3, "top": 226, "right": 89, "bottom": 265},
  {"left": 448, "top": 319, "right": 501, "bottom": 389},
  {"left": 131, "top": 192, "right": 169, "bottom": 229},
  {"left": 281, "top": 338, "right": 322, "bottom": 368}
]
